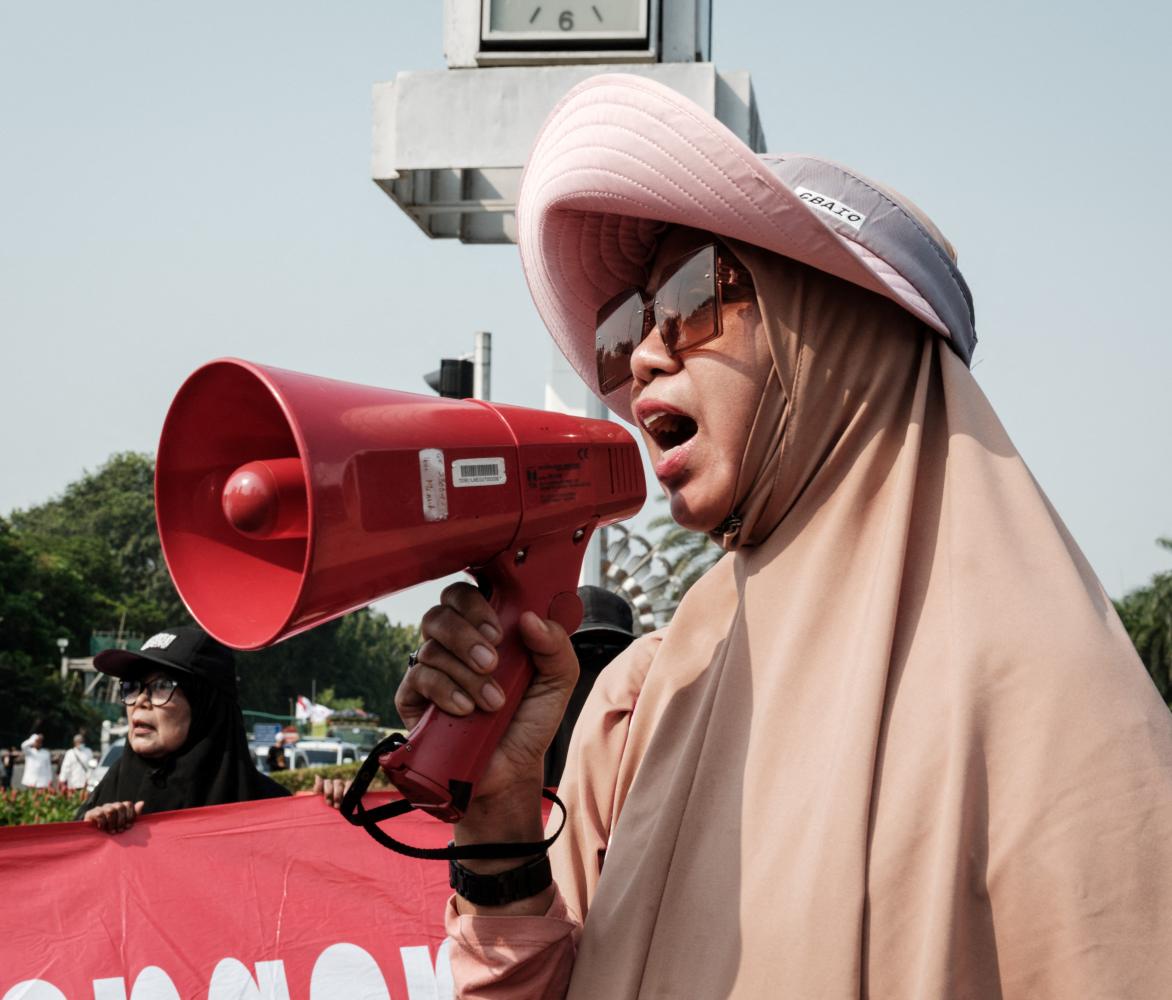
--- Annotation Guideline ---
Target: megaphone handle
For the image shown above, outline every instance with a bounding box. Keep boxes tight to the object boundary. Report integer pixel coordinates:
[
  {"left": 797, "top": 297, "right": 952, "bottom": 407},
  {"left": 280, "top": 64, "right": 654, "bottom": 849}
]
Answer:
[{"left": 380, "top": 531, "right": 587, "bottom": 823}]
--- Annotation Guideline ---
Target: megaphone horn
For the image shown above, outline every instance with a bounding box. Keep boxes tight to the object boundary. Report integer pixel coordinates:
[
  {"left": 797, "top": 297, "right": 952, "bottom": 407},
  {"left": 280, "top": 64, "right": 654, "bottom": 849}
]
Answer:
[{"left": 156, "top": 358, "right": 645, "bottom": 820}]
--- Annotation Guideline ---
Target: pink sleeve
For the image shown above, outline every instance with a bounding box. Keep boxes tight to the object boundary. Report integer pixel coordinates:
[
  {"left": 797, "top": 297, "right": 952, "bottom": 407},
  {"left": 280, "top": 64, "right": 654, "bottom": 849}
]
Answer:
[
  {"left": 444, "top": 889, "right": 578, "bottom": 999},
  {"left": 443, "top": 634, "right": 660, "bottom": 997}
]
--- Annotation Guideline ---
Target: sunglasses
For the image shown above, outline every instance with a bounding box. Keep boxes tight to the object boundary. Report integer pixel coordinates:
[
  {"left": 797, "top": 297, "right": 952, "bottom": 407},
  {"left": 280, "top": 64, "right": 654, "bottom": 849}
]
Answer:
[
  {"left": 119, "top": 676, "right": 181, "bottom": 707},
  {"left": 595, "top": 243, "right": 754, "bottom": 395}
]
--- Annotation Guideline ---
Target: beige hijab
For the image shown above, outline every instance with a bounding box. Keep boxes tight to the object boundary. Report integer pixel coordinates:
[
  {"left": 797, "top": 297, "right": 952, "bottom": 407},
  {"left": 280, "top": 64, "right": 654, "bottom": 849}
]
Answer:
[{"left": 551, "top": 242, "right": 1172, "bottom": 997}]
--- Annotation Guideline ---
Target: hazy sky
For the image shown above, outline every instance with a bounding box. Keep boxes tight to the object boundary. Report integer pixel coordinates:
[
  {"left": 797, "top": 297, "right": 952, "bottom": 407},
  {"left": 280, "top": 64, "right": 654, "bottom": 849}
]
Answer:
[{"left": 2, "top": 1, "right": 1169, "bottom": 632}]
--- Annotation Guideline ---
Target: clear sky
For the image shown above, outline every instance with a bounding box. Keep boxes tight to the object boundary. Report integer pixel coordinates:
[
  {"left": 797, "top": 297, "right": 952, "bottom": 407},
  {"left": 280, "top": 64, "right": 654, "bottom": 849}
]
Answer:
[{"left": 2, "top": 1, "right": 1169, "bottom": 631}]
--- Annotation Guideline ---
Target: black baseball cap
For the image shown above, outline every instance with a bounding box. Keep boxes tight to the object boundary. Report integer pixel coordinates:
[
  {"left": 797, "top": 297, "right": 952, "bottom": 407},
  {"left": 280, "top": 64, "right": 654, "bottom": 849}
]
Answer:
[
  {"left": 574, "top": 586, "right": 636, "bottom": 644},
  {"left": 94, "top": 625, "right": 237, "bottom": 698}
]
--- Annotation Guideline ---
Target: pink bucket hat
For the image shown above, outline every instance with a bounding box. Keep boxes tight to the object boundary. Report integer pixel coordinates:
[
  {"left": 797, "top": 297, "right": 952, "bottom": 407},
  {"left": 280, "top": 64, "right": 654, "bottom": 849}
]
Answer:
[{"left": 517, "top": 73, "right": 975, "bottom": 424}]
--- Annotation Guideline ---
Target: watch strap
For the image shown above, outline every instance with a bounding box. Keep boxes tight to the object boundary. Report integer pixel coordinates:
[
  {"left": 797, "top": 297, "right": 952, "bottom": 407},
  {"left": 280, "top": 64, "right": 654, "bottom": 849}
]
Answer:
[{"left": 449, "top": 851, "right": 553, "bottom": 906}]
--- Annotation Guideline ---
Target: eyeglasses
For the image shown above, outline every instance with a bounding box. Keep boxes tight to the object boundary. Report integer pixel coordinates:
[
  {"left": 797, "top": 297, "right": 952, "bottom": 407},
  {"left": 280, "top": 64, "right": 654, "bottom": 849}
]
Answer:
[
  {"left": 595, "top": 243, "right": 754, "bottom": 395},
  {"left": 118, "top": 677, "right": 181, "bottom": 707}
]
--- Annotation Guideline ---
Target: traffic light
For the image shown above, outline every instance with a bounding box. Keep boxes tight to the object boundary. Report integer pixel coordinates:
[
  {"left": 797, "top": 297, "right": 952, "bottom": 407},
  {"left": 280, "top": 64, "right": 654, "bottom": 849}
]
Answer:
[{"left": 423, "top": 358, "right": 474, "bottom": 399}]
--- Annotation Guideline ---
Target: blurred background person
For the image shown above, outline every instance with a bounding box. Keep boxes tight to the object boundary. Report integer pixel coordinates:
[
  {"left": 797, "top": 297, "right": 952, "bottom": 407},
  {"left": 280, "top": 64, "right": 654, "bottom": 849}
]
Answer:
[
  {"left": 19, "top": 732, "right": 52, "bottom": 789},
  {"left": 544, "top": 586, "right": 637, "bottom": 787},
  {"left": 77, "top": 625, "right": 289, "bottom": 833},
  {"left": 57, "top": 732, "right": 94, "bottom": 790},
  {"left": 267, "top": 737, "right": 289, "bottom": 772}
]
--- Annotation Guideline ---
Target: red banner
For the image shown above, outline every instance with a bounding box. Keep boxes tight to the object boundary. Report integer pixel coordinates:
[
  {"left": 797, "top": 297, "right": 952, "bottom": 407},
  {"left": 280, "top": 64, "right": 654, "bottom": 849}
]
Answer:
[{"left": 0, "top": 794, "right": 458, "bottom": 1000}]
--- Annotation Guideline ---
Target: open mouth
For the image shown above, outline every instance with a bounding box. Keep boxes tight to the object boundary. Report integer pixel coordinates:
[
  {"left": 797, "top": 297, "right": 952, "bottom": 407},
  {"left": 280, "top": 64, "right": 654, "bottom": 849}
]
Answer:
[{"left": 643, "top": 411, "right": 698, "bottom": 451}]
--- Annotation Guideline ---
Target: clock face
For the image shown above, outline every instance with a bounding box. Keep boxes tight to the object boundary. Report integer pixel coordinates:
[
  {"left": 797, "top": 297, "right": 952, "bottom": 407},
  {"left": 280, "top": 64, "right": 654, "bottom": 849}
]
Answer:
[{"left": 482, "top": 0, "right": 649, "bottom": 44}]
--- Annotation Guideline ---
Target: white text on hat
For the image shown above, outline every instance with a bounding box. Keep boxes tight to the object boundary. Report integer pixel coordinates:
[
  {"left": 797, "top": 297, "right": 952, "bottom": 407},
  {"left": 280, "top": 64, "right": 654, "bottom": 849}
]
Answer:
[
  {"left": 142, "top": 632, "right": 178, "bottom": 651},
  {"left": 795, "top": 187, "right": 867, "bottom": 231}
]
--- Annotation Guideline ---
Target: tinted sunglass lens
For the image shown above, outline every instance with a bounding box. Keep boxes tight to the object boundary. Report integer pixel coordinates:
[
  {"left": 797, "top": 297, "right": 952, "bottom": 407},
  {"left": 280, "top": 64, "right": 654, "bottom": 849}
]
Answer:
[
  {"left": 655, "top": 247, "right": 718, "bottom": 354},
  {"left": 596, "top": 290, "right": 646, "bottom": 393}
]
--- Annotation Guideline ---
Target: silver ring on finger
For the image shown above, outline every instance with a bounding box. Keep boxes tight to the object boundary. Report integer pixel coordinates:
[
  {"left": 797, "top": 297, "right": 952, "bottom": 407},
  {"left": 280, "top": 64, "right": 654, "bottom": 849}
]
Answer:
[{"left": 407, "top": 647, "right": 422, "bottom": 669}]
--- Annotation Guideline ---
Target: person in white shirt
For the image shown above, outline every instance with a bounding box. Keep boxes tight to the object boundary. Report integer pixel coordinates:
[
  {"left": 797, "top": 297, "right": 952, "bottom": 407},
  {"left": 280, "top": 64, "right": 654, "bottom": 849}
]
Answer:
[
  {"left": 19, "top": 733, "right": 53, "bottom": 789},
  {"left": 58, "top": 733, "right": 94, "bottom": 790}
]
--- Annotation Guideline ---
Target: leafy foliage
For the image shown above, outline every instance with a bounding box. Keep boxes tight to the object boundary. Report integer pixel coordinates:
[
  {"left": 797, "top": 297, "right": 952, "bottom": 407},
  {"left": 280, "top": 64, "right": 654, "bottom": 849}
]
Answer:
[
  {"left": 10, "top": 452, "right": 186, "bottom": 638},
  {"left": 647, "top": 497, "right": 722, "bottom": 595},
  {"left": 2, "top": 452, "right": 422, "bottom": 746},
  {"left": 237, "top": 611, "right": 420, "bottom": 726},
  {"left": 0, "top": 787, "right": 89, "bottom": 827},
  {"left": 1115, "top": 537, "right": 1172, "bottom": 705},
  {"left": 266, "top": 760, "right": 391, "bottom": 794}
]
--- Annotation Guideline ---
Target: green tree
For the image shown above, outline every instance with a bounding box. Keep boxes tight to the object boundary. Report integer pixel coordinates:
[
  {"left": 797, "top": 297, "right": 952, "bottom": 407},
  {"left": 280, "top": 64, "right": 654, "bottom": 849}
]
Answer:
[
  {"left": 648, "top": 498, "right": 722, "bottom": 595},
  {"left": 10, "top": 452, "right": 186, "bottom": 637},
  {"left": 1115, "top": 537, "right": 1172, "bottom": 706},
  {"left": 3, "top": 452, "right": 421, "bottom": 741},
  {"left": 0, "top": 519, "right": 104, "bottom": 745},
  {"left": 238, "top": 610, "right": 419, "bottom": 726}
]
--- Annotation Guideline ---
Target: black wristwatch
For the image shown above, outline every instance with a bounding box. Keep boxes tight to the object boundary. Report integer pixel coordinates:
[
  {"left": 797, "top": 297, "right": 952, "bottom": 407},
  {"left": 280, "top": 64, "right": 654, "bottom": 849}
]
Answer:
[{"left": 449, "top": 852, "right": 553, "bottom": 906}]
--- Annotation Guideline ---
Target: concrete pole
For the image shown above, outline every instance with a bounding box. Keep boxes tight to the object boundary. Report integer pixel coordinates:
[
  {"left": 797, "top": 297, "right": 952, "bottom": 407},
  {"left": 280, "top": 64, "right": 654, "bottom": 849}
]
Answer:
[{"left": 473, "top": 331, "right": 492, "bottom": 400}]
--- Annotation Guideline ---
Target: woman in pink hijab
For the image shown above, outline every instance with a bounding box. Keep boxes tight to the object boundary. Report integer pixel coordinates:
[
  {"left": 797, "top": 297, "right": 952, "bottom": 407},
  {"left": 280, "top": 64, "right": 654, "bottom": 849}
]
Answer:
[{"left": 396, "top": 75, "right": 1172, "bottom": 998}]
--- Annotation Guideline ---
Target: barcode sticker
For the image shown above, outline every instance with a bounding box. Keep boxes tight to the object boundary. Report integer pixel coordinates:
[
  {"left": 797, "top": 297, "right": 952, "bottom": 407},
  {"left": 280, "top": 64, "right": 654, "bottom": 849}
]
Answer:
[
  {"left": 419, "top": 449, "right": 448, "bottom": 521},
  {"left": 452, "top": 457, "right": 507, "bottom": 488}
]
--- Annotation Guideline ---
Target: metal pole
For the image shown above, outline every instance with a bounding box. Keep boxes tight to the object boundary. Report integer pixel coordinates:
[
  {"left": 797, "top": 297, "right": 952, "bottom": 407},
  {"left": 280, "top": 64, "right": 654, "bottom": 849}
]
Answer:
[
  {"left": 582, "top": 391, "right": 609, "bottom": 588},
  {"left": 473, "top": 331, "right": 492, "bottom": 401}
]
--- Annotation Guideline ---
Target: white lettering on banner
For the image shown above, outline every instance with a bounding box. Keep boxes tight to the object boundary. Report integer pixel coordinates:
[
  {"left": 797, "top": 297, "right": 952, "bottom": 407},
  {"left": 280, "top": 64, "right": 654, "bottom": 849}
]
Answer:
[
  {"left": 3, "top": 982, "right": 67, "bottom": 1000},
  {"left": 310, "top": 944, "right": 391, "bottom": 1000},
  {"left": 93, "top": 980, "right": 126, "bottom": 1000},
  {"left": 3, "top": 944, "right": 451, "bottom": 1000},
  {"left": 129, "top": 969, "right": 179, "bottom": 1000},
  {"left": 401, "top": 941, "right": 454, "bottom": 1000},
  {"left": 208, "top": 961, "right": 290, "bottom": 1000},
  {"left": 77, "top": 970, "right": 181, "bottom": 1000}
]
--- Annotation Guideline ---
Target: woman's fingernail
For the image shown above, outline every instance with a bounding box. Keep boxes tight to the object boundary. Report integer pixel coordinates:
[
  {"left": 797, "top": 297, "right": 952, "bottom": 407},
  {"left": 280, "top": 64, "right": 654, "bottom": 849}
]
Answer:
[
  {"left": 479, "top": 623, "right": 501, "bottom": 643},
  {"left": 452, "top": 691, "right": 475, "bottom": 714},
  {"left": 471, "top": 644, "right": 496, "bottom": 670},
  {"left": 482, "top": 683, "right": 505, "bottom": 710}
]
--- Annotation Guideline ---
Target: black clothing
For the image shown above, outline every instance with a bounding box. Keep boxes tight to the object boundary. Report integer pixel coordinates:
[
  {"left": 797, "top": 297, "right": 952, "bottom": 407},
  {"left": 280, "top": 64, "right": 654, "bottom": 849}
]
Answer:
[
  {"left": 543, "top": 632, "right": 635, "bottom": 786},
  {"left": 267, "top": 744, "right": 288, "bottom": 772},
  {"left": 78, "top": 663, "right": 288, "bottom": 818}
]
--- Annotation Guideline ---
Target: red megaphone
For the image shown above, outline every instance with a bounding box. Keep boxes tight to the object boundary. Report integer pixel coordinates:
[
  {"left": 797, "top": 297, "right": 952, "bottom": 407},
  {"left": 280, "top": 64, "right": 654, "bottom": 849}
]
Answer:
[{"left": 155, "top": 358, "right": 644, "bottom": 820}]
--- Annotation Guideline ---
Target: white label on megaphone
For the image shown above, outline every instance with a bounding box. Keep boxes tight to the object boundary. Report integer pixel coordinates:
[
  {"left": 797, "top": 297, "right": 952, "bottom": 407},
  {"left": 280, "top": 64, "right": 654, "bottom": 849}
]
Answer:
[
  {"left": 452, "top": 457, "right": 507, "bottom": 488},
  {"left": 418, "top": 449, "right": 449, "bottom": 522}
]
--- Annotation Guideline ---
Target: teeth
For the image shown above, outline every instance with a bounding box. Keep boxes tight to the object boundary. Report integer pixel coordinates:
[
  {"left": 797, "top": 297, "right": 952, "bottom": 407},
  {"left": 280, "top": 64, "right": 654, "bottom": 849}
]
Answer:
[{"left": 642, "top": 411, "right": 677, "bottom": 432}]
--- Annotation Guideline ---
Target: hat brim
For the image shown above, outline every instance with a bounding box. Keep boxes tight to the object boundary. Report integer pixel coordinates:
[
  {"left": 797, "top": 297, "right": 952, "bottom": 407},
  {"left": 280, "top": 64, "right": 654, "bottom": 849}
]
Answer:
[
  {"left": 517, "top": 74, "right": 955, "bottom": 425},
  {"left": 572, "top": 626, "right": 636, "bottom": 651},
  {"left": 93, "top": 648, "right": 198, "bottom": 680}
]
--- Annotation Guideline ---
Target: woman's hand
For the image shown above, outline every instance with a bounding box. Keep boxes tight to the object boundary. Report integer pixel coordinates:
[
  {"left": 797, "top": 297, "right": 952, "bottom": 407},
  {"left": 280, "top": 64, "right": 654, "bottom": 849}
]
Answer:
[
  {"left": 313, "top": 773, "right": 351, "bottom": 809},
  {"left": 395, "top": 582, "right": 579, "bottom": 847},
  {"left": 84, "top": 800, "right": 144, "bottom": 834}
]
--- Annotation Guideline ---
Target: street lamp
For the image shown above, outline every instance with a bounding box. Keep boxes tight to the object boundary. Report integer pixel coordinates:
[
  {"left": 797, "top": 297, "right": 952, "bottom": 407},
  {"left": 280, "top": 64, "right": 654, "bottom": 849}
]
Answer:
[{"left": 57, "top": 637, "right": 69, "bottom": 681}]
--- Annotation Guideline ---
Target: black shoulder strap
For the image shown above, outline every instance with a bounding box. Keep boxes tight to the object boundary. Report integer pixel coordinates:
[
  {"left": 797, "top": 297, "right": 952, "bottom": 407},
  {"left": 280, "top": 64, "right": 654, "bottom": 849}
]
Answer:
[{"left": 339, "top": 732, "right": 566, "bottom": 861}]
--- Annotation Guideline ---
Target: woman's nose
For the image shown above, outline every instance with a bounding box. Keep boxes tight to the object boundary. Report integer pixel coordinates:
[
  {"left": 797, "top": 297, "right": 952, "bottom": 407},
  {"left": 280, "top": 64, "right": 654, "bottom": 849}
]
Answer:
[{"left": 630, "top": 317, "right": 682, "bottom": 385}]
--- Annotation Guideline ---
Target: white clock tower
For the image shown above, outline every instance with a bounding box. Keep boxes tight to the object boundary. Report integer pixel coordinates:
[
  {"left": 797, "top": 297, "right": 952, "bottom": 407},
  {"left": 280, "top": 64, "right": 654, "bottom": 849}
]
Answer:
[
  {"left": 372, "top": 1, "right": 764, "bottom": 586},
  {"left": 373, "top": 0, "right": 764, "bottom": 243}
]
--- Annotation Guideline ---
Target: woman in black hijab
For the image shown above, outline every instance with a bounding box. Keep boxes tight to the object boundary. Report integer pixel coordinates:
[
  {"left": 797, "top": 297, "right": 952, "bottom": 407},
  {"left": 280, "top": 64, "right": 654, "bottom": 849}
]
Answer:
[{"left": 79, "top": 625, "right": 288, "bottom": 833}]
